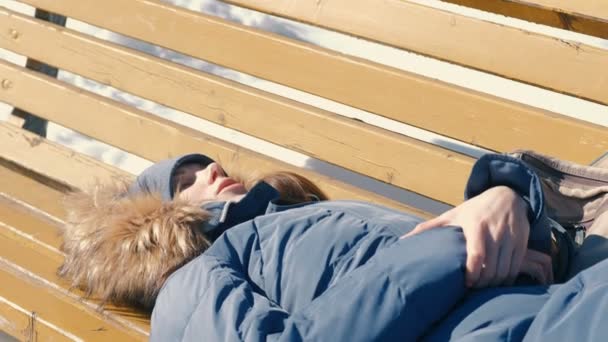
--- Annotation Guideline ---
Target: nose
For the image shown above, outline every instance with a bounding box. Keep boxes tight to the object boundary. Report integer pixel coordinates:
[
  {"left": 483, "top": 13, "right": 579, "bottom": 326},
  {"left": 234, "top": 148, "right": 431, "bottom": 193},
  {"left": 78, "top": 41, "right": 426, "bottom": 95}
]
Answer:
[{"left": 200, "top": 162, "right": 226, "bottom": 184}]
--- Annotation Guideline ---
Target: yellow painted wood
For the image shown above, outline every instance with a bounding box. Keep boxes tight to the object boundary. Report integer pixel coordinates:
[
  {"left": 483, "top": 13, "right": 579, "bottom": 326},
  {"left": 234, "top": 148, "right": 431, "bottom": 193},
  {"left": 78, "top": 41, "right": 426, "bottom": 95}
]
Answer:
[
  {"left": 223, "top": 0, "right": 608, "bottom": 105},
  {"left": 0, "top": 10, "right": 472, "bottom": 206},
  {"left": 0, "top": 211, "right": 150, "bottom": 339},
  {"left": 1, "top": 122, "right": 429, "bottom": 220},
  {"left": 516, "top": 0, "right": 608, "bottom": 23},
  {"left": 10, "top": 2, "right": 608, "bottom": 164},
  {"left": 0, "top": 161, "right": 161, "bottom": 338},
  {"left": 0, "top": 121, "right": 128, "bottom": 192},
  {"left": 0, "top": 62, "right": 448, "bottom": 211},
  {"left": 0, "top": 296, "right": 72, "bottom": 341},
  {"left": 0, "top": 195, "right": 63, "bottom": 257},
  {"left": 0, "top": 160, "right": 67, "bottom": 222},
  {"left": 0, "top": 263, "right": 144, "bottom": 341},
  {"left": 3, "top": 131, "right": 429, "bottom": 223},
  {"left": 443, "top": 0, "right": 608, "bottom": 39}
]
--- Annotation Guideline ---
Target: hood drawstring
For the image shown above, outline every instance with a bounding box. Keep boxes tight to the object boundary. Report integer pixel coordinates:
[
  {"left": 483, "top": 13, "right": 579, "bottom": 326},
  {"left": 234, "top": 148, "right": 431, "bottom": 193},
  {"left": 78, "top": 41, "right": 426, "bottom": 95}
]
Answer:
[{"left": 219, "top": 201, "right": 234, "bottom": 224}]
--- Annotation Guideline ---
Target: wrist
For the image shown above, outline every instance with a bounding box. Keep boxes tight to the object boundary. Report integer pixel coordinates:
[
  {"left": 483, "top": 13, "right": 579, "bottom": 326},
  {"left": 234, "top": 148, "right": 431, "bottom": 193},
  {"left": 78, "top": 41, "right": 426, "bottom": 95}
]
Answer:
[
  {"left": 493, "top": 185, "right": 529, "bottom": 216},
  {"left": 510, "top": 187, "right": 529, "bottom": 215},
  {"left": 465, "top": 154, "right": 544, "bottom": 226}
]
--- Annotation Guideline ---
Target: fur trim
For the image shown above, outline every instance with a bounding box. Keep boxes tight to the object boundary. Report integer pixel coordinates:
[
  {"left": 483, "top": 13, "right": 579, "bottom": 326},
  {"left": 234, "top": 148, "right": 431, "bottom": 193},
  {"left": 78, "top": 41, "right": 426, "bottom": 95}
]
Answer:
[{"left": 59, "top": 181, "right": 210, "bottom": 311}]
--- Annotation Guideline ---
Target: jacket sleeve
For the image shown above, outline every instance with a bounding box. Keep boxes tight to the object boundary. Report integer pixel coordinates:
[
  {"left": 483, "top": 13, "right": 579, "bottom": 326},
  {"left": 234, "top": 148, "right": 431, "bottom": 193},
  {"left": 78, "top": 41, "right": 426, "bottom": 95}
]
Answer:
[
  {"left": 151, "top": 226, "right": 468, "bottom": 342},
  {"left": 523, "top": 258, "right": 608, "bottom": 341},
  {"left": 464, "top": 153, "right": 550, "bottom": 254}
]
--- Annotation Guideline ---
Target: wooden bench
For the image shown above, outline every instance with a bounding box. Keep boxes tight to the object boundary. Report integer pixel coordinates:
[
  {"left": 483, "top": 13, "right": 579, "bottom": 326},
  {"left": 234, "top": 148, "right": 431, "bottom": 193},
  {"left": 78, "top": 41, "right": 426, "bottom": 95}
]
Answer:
[{"left": 0, "top": 0, "right": 606, "bottom": 340}]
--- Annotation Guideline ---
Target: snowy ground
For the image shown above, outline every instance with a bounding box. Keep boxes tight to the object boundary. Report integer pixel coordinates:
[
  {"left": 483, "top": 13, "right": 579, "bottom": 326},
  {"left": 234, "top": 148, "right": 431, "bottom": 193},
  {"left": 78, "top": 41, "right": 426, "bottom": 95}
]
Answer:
[{"left": 1, "top": 0, "right": 607, "bottom": 213}]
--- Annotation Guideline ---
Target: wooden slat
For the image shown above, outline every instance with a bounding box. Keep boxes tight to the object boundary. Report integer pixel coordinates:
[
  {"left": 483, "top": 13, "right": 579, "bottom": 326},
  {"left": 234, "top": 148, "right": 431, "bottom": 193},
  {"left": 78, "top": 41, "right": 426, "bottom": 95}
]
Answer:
[
  {"left": 11, "top": 1, "right": 608, "bottom": 164},
  {"left": 0, "top": 239, "right": 145, "bottom": 341},
  {"left": 0, "top": 127, "right": 426, "bottom": 223},
  {"left": 515, "top": 0, "right": 608, "bottom": 23},
  {"left": 0, "top": 194, "right": 63, "bottom": 256},
  {"left": 0, "top": 12, "right": 474, "bottom": 206},
  {"left": 0, "top": 62, "right": 447, "bottom": 212},
  {"left": 443, "top": 0, "right": 608, "bottom": 39},
  {"left": 0, "top": 113, "right": 128, "bottom": 191},
  {"left": 0, "top": 294, "right": 75, "bottom": 341},
  {"left": 223, "top": 0, "right": 608, "bottom": 105},
  {"left": 9, "top": 8, "right": 67, "bottom": 138},
  {"left": 0, "top": 158, "right": 67, "bottom": 222}
]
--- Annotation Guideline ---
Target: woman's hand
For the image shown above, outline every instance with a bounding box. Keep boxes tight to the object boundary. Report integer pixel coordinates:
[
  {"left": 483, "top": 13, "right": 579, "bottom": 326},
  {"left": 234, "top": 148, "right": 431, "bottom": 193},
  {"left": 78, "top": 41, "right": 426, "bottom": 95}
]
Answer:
[
  {"left": 402, "top": 186, "right": 551, "bottom": 288},
  {"left": 520, "top": 249, "right": 553, "bottom": 285}
]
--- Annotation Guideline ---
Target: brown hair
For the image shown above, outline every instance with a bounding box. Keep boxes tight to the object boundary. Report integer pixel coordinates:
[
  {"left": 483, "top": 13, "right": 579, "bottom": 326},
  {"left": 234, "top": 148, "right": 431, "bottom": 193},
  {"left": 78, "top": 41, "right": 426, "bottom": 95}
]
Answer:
[
  {"left": 220, "top": 158, "right": 328, "bottom": 204},
  {"left": 255, "top": 171, "right": 328, "bottom": 204}
]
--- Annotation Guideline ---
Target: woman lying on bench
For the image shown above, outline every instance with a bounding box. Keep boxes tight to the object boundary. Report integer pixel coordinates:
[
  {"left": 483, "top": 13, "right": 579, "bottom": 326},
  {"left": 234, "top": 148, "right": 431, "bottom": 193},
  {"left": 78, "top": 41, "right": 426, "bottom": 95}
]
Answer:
[{"left": 59, "top": 152, "right": 607, "bottom": 341}]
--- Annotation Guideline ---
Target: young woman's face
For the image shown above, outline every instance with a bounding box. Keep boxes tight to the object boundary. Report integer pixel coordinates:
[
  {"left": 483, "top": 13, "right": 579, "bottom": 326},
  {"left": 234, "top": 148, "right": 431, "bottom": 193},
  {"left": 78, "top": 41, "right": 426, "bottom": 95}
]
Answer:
[{"left": 172, "top": 162, "right": 247, "bottom": 204}]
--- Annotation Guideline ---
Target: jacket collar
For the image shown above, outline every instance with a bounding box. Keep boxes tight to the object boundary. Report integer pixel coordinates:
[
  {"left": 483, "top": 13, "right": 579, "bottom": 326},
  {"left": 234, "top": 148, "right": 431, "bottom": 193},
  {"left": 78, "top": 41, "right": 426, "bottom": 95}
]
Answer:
[{"left": 201, "top": 181, "right": 280, "bottom": 241}]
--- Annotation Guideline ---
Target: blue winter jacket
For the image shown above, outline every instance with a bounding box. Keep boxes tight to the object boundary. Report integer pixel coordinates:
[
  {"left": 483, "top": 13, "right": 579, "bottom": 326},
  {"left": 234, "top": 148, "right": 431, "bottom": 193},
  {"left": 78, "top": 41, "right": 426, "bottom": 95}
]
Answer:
[{"left": 150, "top": 154, "right": 608, "bottom": 341}]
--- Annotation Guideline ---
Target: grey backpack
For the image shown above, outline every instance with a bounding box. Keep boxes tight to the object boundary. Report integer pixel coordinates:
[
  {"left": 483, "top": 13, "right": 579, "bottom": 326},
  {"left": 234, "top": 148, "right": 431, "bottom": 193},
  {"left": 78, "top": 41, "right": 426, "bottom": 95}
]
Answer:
[{"left": 509, "top": 150, "right": 608, "bottom": 281}]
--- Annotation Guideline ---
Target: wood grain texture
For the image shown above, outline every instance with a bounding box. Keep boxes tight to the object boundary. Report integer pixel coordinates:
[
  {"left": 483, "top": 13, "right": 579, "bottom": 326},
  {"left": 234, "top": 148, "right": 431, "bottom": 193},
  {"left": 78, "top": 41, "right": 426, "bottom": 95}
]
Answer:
[
  {"left": 0, "top": 57, "right": 457, "bottom": 208},
  {"left": 0, "top": 159, "right": 68, "bottom": 221},
  {"left": 0, "top": 195, "right": 63, "bottom": 256},
  {"left": 222, "top": 0, "right": 608, "bottom": 104},
  {"left": 7, "top": 8, "right": 66, "bottom": 138},
  {"left": 0, "top": 172, "right": 152, "bottom": 338},
  {"left": 0, "top": 228, "right": 147, "bottom": 341},
  {"left": 513, "top": 0, "right": 608, "bottom": 22},
  {"left": 0, "top": 294, "right": 74, "bottom": 342},
  {"left": 11, "top": 2, "right": 608, "bottom": 165},
  {"left": 443, "top": 0, "right": 608, "bottom": 38},
  {"left": 0, "top": 9, "right": 475, "bottom": 206}
]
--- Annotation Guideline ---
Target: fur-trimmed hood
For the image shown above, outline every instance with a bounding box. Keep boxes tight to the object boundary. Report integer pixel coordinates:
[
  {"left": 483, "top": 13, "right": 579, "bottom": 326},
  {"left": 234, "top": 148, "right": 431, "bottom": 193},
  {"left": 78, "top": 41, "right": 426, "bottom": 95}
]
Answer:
[
  {"left": 59, "top": 179, "right": 280, "bottom": 311},
  {"left": 59, "top": 181, "right": 211, "bottom": 311}
]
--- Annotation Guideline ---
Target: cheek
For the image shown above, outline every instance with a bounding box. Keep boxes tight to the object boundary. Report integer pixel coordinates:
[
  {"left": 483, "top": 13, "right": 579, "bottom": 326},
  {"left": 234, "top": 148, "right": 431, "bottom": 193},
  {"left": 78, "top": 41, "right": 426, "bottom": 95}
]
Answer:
[{"left": 181, "top": 182, "right": 214, "bottom": 203}]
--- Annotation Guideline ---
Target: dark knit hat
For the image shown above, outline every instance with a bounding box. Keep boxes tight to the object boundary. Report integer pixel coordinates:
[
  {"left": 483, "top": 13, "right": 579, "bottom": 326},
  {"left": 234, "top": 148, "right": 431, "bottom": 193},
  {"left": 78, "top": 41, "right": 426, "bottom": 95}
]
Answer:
[{"left": 128, "top": 153, "right": 215, "bottom": 202}]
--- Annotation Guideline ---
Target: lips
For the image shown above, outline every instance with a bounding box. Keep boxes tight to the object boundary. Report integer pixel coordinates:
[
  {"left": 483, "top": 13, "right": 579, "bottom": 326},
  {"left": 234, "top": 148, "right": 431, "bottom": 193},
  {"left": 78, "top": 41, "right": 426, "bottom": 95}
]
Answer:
[{"left": 216, "top": 178, "right": 241, "bottom": 194}]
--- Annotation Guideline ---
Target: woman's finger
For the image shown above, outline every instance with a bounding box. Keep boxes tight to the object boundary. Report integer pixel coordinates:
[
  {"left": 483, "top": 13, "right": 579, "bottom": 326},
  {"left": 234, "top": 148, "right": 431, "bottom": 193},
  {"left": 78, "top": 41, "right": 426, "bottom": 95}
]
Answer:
[
  {"left": 506, "top": 243, "right": 525, "bottom": 286},
  {"left": 400, "top": 215, "right": 449, "bottom": 239},
  {"left": 465, "top": 229, "right": 486, "bottom": 288},
  {"left": 520, "top": 260, "right": 547, "bottom": 285},
  {"left": 524, "top": 249, "right": 554, "bottom": 284},
  {"left": 473, "top": 233, "right": 497, "bottom": 288},
  {"left": 491, "top": 236, "right": 514, "bottom": 287}
]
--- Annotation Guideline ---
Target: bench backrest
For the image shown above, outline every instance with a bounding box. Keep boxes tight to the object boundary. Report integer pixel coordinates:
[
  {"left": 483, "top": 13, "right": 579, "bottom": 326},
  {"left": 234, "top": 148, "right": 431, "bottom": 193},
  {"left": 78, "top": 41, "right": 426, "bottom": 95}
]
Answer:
[{"left": 1, "top": 0, "right": 606, "bottom": 340}]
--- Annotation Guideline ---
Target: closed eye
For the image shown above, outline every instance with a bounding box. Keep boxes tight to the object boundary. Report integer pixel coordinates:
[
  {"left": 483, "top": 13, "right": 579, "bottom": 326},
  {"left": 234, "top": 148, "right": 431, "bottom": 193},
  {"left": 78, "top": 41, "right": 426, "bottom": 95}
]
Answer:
[
  {"left": 179, "top": 181, "right": 194, "bottom": 190},
  {"left": 173, "top": 176, "right": 195, "bottom": 195},
  {"left": 171, "top": 162, "right": 205, "bottom": 196}
]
